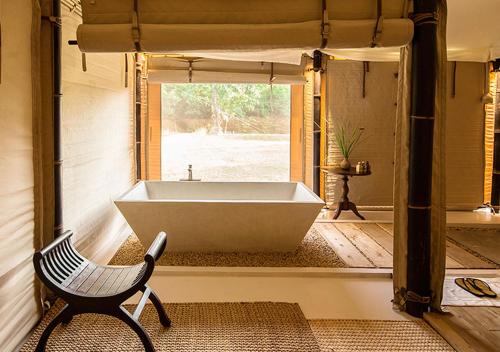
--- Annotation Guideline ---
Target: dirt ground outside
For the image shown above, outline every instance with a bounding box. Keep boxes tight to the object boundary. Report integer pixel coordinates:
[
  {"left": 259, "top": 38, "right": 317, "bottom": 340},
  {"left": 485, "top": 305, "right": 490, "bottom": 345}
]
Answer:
[{"left": 161, "top": 132, "right": 290, "bottom": 182}]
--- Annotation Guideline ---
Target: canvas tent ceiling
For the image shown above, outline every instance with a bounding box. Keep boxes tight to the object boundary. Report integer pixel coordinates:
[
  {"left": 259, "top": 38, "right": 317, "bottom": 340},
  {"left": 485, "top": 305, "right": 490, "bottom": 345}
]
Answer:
[
  {"left": 446, "top": 0, "right": 500, "bottom": 62},
  {"left": 326, "top": 0, "right": 500, "bottom": 62},
  {"left": 75, "top": 0, "right": 500, "bottom": 64}
]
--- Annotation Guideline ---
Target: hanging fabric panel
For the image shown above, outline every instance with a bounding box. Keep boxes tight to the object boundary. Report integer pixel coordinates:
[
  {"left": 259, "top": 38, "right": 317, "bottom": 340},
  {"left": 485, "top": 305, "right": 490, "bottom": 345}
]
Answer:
[
  {"left": 0, "top": 0, "right": 42, "bottom": 350},
  {"left": 393, "top": 0, "right": 447, "bottom": 313},
  {"left": 325, "top": 19, "right": 413, "bottom": 49},
  {"left": 76, "top": 0, "right": 413, "bottom": 64},
  {"left": 147, "top": 56, "right": 306, "bottom": 84},
  {"left": 149, "top": 70, "right": 306, "bottom": 84}
]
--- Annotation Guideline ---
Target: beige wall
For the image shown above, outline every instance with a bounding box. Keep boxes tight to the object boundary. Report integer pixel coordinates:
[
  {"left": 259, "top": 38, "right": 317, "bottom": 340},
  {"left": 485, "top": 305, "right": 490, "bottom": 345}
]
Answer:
[
  {"left": 326, "top": 60, "right": 399, "bottom": 207},
  {"left": 326, "top": 60, "right": 487, "bottom": 208},
  {"left": 0, "top": 5, "right": 134, "bottom": 349},
  {"left": 61, "top": 8, "right": 135, "bottom": 259},
  {"left": 445, "top": 62, "right": 486, "bottom": 208},
  {"left": 0, "top": 1, "right": 40, "bottom": 350}
]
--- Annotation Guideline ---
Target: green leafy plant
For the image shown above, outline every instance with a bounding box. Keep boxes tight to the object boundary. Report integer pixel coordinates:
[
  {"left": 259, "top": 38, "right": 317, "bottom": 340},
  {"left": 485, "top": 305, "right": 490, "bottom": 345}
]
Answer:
[{"left": 333, "top": 122, "right": 364, "bottom": 160}]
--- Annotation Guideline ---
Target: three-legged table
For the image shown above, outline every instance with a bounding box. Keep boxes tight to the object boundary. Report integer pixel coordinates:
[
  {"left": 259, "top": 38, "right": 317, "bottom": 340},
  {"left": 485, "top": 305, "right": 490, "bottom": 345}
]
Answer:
[{"left": 321, "top": 166, "right": 371, "bottom": 220}]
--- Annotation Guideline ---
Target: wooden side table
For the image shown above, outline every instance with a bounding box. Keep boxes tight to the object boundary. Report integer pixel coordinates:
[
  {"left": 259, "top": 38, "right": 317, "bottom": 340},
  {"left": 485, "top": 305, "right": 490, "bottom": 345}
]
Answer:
[{"left": 321, "top": 166, "right": 371, "bottom": 220}]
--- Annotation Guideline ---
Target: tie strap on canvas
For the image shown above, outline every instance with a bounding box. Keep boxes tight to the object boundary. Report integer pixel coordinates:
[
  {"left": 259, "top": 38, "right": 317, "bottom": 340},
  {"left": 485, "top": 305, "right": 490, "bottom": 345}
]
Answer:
[
  {"left": 371, "top": 0, "right": 384, "bottom": 47},
  {"left": 132, "top": 0, "right": 142, "bottom": 51},
  {"left": 320, "top": 0, "right": 330, "bottom": 49}
]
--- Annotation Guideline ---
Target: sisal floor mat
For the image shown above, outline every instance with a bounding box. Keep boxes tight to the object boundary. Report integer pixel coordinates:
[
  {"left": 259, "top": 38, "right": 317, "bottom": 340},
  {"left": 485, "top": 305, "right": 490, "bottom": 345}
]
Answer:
[
  {"left": 309, "top": 319, "right": 453, "bottom": 351},
  {"left": 22, "top": 301, "right": 321, "bottom": 352}
]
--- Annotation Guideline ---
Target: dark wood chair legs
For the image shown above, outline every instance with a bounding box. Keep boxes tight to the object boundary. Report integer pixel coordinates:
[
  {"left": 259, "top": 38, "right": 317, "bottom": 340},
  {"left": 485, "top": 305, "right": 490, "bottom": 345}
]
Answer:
[
  {"left": 34, "top": 304, "right": 72, "bottom": 352},
  {"left": 142, "top": 285, "right": 171, "bottom": 327},
  {"left": 116, "top": 306, "right": 156, "bottom": 352}
]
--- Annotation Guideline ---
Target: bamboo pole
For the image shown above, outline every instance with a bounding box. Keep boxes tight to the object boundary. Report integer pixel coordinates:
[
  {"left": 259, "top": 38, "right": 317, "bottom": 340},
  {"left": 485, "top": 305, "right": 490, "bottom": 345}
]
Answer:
[
  {"left": 492, "top": 69, "right": 500, "bottom": 206},
  {"left": 312, "top": 50, "right": 322, "bottom": 196},
  {"left": 406, "top": 0, "right": 439, "bottom": 317}
]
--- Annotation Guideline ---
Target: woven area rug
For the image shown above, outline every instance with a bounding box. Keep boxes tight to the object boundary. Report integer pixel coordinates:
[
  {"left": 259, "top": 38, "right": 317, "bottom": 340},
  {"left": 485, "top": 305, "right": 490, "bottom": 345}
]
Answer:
[
  {"left": 310, "top": 320, "right": 453, "bottom": 352},
  {"left": 110, "top": 228, "right": 346, "bottom": 268},
  {"left": 22, "top": 302, "right": 320, "bottom": 352}
]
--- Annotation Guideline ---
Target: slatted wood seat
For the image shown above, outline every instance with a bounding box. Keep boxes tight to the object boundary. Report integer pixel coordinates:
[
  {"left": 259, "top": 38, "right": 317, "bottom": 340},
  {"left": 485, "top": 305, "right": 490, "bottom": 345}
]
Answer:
[{"left": 33, "top": 230, "right": 170, "bottom": 352}]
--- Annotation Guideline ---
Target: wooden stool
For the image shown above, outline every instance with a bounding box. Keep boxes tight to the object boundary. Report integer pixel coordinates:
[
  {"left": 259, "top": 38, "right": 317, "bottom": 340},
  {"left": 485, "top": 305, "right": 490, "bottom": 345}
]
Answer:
[{"left": 33, "top": 230, "right": 170, "bottom": 351}]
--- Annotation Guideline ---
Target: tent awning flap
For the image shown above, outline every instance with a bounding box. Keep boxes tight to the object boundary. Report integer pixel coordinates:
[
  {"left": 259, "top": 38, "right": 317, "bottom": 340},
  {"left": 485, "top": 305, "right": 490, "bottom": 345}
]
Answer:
[
  {"left": 139, "top": 0, "right": 322, "bottom": 24},
  {"left": 78, "top": 0, "right": 413, "bottom": 62},
  {"left": 326, "top": 0, "right": 407, "bottom": 19},
  {"left": 77, "top": 24, "right": 136, "bottom": 52},
  {"left": 78, "top": 0, "right": 500, "bottom": 62},
  {"left": 326, "top": 19, "right": 413, "bottom": 49},
  {"left": 139, "top": 22, "right": 322, "bottom": 52},
  {"left": 148, "top": 70, "right": 307, "bottom": 85},
  {"left": 147, "top": 56, "right": 307, "bottom": 84}
]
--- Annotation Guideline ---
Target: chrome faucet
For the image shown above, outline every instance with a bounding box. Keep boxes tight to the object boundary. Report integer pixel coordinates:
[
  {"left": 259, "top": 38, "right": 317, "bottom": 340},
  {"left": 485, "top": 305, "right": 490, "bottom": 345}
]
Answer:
[{"left": 180, "top": 164, "right": 201, "bottom": 181}]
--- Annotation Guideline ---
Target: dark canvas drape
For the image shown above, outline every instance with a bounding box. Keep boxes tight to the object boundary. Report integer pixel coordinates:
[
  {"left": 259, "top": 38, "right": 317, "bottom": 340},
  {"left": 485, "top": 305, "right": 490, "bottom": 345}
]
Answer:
[{"left": 393, "top": 0, "right": 447, "bottom": 312}]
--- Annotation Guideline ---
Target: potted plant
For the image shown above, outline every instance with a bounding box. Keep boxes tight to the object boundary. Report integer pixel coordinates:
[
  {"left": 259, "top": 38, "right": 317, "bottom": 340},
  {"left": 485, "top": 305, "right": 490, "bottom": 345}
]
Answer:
[{"left": 333, "top": 122, "right": 364, "bottom": 170}]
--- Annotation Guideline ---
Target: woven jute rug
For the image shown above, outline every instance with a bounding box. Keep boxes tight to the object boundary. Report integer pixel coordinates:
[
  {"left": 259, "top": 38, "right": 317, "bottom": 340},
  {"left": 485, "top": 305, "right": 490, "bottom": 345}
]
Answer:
[
  {"left": 310, "top": 320, "right": 453, "bottom": 352},
  {"left": 22, "top": 301, "right": 321, "bottom": 352},
  {"left": 110, "top": 228, "right": 346, "bottom": 268}
]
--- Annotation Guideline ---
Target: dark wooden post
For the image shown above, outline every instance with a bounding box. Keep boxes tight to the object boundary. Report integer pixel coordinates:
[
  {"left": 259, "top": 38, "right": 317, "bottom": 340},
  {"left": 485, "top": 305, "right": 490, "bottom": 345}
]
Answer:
[
  {"left": 53, "top": 0, "right": 63, "bottom": 237},
  {"left": 406, "top": 0, "right": 439, "bottom": 317}
]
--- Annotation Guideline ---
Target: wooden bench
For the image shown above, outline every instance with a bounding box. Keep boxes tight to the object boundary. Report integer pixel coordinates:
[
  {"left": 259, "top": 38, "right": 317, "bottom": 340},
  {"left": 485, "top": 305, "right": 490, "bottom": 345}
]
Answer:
[{"left": 33, "top": 230, "right": 170, "bottom": 351}]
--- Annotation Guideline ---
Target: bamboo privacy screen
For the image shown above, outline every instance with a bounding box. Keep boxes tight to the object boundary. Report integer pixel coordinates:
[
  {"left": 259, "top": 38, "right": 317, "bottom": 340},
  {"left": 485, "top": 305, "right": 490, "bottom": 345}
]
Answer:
[{"left": 484, "top": 69, "right": 498, "bottom": 204}]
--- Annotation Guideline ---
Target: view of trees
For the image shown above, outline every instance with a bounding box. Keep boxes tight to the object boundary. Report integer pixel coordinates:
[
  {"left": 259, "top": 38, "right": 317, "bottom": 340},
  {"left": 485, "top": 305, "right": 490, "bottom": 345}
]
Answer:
[{"left": 161, "top": 84, "right": 291, "bottom": 134}]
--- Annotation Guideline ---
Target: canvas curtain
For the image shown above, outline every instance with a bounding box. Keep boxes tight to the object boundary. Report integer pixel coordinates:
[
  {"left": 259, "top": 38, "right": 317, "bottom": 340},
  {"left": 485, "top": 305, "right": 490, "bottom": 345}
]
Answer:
[
  {"left": 147, "top": 56, "right": 307, "bottom": 84},
  {"left": 393, "top": 0, "right": 447, "bottom": 312},
  {"left": 75, "top": 0, "right": 413, "bottom": 64},
  {"left": 0, "top": 0, "right": 45, "bottom": 350}
]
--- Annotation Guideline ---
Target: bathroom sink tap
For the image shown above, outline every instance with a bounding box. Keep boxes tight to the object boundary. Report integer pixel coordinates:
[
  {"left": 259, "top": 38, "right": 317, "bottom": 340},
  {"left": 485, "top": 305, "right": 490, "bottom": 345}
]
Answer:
[{"left": 180, "top": 164, "right": 201, "bottom": 181}]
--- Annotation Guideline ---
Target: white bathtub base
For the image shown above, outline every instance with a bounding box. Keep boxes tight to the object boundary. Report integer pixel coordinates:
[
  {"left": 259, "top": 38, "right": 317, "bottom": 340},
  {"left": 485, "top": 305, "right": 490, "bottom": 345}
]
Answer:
[{"left": 115, "top": 181, "right": 324, "bottom": 253}]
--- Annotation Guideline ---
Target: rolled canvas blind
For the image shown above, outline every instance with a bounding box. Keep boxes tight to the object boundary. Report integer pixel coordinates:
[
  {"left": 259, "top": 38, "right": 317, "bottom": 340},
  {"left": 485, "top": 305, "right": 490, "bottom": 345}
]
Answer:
[
  {"left": 147, "top": 56, "right": 306, "bottom": 84},
  {"left": 77, "top": 0, "right": 413, "bottom": 62}
]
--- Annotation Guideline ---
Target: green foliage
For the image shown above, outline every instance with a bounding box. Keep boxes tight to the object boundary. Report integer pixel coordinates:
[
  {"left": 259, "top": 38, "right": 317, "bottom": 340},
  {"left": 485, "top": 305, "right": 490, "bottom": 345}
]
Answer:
[
  {"left": 333, "top": 121, "right": 364, "bottom": 159},
  {"left": 161, "top": 83, "right": 290, "bottom": 121}
]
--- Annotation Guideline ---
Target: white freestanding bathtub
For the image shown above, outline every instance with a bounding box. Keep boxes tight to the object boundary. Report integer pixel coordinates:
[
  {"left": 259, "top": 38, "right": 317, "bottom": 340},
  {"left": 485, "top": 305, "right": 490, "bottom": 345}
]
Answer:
[{"left": 115, "top": 181, "right": 324, "bottom": 252}]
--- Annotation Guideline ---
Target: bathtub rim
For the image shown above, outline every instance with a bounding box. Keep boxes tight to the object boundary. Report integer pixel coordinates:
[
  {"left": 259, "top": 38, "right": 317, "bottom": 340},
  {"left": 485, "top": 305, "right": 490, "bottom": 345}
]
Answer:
[{"left": 114, "top": 180, "right": 325, "bottom": 205}]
